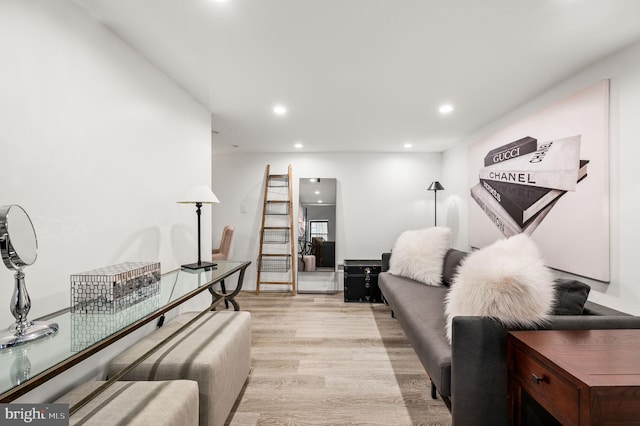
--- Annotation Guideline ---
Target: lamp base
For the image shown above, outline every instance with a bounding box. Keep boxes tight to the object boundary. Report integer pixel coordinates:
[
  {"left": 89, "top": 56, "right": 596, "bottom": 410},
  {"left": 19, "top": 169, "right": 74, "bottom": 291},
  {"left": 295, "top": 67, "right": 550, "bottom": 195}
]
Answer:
[
  {"left": 0, "top": 321, "right": 59, "bottom": 350},
  {"left": 181, "top": 261, "right": 217, "bottom": 271}
]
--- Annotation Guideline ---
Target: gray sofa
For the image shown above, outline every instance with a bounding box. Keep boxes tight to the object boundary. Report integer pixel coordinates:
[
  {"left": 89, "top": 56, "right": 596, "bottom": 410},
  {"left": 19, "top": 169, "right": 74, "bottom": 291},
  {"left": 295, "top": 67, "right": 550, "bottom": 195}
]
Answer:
[{"left": 378, "top": 249, "right": 640, "bottom": 426}]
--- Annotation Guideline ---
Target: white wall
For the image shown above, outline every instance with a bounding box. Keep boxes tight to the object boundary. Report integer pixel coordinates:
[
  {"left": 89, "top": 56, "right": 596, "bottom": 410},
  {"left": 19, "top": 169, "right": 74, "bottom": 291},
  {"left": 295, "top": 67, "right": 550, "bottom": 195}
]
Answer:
[
  {"left": 212, "top": 152, "right": 442, "bottom": 291},
  {"left": 442, "top": 39, "right": 640, "bottom": 315},
  {"left": 0, "top": 0, "right": 212, "bottom": 400}
]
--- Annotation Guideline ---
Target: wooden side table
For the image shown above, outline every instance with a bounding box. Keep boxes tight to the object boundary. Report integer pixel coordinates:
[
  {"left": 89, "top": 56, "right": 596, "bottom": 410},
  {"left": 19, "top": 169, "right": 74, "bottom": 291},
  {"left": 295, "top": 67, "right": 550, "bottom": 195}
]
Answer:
[{"left": 507, "top": 329, "right": 640, "bottom": 425}]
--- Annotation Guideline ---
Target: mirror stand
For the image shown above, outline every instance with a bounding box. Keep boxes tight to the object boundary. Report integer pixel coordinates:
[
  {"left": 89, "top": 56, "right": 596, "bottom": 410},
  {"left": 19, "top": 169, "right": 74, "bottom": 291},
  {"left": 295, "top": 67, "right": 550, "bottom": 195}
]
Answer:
[
  {"left": 0, "top": 204, "right": 59, "bottom": 350},
  {"left": 0, "top": 270, "right": 59, "bottom": 349}
]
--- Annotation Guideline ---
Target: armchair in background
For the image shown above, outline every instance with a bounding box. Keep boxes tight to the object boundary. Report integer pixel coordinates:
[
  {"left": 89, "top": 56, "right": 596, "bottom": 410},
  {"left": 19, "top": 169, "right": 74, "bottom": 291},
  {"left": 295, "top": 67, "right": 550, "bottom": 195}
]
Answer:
[
  {"left": 212, "top": 225, "right": 234, "bottom": 261},
  {"left": 212, "top": 225, "right": 234, "bottom": 308}
]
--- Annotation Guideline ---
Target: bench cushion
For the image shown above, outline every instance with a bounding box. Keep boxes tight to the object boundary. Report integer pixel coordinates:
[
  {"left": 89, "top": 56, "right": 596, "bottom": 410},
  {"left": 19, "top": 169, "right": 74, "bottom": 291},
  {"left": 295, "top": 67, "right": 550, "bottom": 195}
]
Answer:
[
  {"left": 108, "top": 311, "right": 251, "bottom": 426},
  {"left": 56, "top": 380, "right": 199, "bottom": 426}
]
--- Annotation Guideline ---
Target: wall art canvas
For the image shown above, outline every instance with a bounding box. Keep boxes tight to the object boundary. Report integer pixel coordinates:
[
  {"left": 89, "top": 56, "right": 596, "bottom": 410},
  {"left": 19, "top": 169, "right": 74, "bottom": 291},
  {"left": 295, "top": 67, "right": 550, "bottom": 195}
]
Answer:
[{"left": 468, "top": 80, "right": 610, "bottom": 282}]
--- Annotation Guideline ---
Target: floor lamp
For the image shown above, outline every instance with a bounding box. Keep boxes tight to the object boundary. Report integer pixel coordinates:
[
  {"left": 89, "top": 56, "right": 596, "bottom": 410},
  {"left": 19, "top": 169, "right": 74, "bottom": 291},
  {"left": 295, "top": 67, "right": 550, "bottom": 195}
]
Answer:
[
  {"left": 427, "top": 181, "right": 444, "bottom": 226},
  {"left": 179, "top": 185, "right": 220, "bottom": 270}
]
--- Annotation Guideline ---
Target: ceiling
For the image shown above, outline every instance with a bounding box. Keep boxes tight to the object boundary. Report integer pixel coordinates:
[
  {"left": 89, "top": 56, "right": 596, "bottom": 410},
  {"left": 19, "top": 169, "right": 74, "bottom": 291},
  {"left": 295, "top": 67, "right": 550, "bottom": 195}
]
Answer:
[{"left": 73, "top": 0, "right": 640, "bottom": 154}]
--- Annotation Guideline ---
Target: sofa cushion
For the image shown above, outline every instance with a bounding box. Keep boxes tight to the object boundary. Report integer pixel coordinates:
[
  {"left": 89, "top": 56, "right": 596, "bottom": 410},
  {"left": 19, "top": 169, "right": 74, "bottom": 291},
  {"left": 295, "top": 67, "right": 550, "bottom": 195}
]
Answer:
[
  {"left": 388, "top": 226, "right": 451, "bottom": 286},
  {"left": 444, "top": 234, "right": 555, "bottom": 343},
  {"left": 553, "top": 278, "right": 591, "bottom": 315},
  {"left": 441, "top": 249, "right": 469, "bottom": 287},
  {"left": 378, "top": 272, "right": 452, "bottom": 396}
]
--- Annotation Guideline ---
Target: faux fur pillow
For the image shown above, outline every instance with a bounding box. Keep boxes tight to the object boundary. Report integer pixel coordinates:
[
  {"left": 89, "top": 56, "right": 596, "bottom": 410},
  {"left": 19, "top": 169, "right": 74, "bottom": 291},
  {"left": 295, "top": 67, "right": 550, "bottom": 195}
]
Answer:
[
  {"left": 444, "top": 234, "right": 555, "bottom": 343},
  {"left": 388, "top": 227, "right": 451, "bottom": 286}
]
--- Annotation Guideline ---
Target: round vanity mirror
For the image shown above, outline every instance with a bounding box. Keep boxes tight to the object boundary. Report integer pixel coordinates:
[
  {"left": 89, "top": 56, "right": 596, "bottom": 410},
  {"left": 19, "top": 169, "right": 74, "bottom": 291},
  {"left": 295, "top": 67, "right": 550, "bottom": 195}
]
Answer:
[
  {"left": 0, "top": 205, "right": 38, "bottom": 270},
  {"left": 0, "top": 205, "right": 58, "bottom": 350}
]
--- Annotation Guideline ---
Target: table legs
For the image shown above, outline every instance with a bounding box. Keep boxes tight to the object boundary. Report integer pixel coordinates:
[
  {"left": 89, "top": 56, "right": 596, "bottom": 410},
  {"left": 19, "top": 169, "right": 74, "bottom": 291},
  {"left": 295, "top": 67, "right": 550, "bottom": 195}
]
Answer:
[{"left": 209, "top": 267, "right": 246, "bottom": 311}]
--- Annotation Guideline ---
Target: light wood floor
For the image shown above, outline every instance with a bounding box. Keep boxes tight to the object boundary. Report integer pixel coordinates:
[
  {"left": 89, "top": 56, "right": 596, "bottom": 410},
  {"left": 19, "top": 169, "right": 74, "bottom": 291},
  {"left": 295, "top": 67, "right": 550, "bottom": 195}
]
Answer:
[{"left": 225, "top": 291, "right": 452, "bottom": 426}]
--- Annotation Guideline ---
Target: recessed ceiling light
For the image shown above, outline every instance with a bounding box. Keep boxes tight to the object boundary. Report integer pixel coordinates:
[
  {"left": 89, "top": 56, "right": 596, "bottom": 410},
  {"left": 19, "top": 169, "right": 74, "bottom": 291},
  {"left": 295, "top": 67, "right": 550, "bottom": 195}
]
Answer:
[
  {"left": 317, "top": 200, "right": 323, "bottom": 204},
  {"left": 404, "top": 143, "right": 412, "bottom": 149},
  {"left": 273, "top": 104, "right": 287, "bottom": 116},
  {"left": 314, "top": 191, "right": 320, "bottom": 195},
  {"left": 439, "top": 104, "right": 454, "bottom": 114},
  {"left": 294, "top": 142, "right": 303, "bottom": 149}
]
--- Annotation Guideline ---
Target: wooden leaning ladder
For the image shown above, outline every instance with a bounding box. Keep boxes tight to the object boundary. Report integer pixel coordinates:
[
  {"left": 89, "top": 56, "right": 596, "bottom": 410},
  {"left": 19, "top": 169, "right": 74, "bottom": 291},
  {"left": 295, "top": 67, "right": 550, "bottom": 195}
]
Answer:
[{"left": 256, "top": 164, "right": 296, "bottom": 295}]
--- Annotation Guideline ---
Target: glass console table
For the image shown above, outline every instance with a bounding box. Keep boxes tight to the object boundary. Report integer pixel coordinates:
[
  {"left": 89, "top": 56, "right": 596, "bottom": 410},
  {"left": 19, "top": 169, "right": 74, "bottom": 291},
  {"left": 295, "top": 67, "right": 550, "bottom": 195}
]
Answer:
[{"left": 0, "top": 260, "right": 250, "bottom": 402}]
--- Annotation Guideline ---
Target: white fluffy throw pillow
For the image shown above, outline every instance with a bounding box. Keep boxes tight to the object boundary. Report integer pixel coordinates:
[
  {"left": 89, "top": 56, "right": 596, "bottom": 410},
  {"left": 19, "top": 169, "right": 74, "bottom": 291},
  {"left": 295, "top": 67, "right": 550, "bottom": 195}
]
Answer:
[
  {"left": 444, "top": 234, "right": 554, "bottom": 343},
  {"left": 388, "top": 227, "right": 451, "bottom": 286}
]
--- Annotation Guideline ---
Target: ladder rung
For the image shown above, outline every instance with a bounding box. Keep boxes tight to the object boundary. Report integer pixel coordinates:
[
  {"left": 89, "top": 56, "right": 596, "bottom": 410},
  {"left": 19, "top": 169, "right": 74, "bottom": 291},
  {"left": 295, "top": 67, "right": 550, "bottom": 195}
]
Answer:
[{"left": 258, "top": 281, "right": 294, "bottom": 285}]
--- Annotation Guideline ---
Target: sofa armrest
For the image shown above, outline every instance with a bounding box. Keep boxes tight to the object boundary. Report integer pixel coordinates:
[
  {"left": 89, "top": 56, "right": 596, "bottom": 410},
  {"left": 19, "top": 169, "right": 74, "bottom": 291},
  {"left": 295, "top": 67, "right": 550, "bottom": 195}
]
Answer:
[
  {"left": 451, "top": 315, "right": 640, "bottom": 426},
  {"left": 451, "top": 317, "right": 508, "bottom": 426},
  {"left": 381, "top": 252, "right": 391, "bottom": 272}
]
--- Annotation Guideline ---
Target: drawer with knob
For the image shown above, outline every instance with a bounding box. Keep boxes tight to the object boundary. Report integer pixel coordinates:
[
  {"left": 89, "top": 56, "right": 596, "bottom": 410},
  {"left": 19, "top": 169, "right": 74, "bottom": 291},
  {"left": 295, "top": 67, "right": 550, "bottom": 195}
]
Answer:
[{"left": 510, "top": 344, "right": 579, "bottom": 425}]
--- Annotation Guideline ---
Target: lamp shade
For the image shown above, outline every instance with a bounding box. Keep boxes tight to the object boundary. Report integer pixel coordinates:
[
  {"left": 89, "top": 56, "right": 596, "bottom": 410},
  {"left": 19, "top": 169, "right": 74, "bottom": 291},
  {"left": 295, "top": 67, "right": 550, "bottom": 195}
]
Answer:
[
  {"left": 428, "top": 181, "right": 445, "bottom": 191},
  {"left": 178, "top": 185, "right": 220, "bottom": 204}
]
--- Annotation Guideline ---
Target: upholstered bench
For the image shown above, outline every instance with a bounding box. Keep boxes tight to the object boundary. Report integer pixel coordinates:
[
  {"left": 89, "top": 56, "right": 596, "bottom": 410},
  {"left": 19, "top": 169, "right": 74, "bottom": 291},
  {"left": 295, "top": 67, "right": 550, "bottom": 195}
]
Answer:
[
  {"left": 56, "top": 380, "right": 199, "bottom": 425},
  {"left": 108, "top": 311, "right": 251, "bottom": 426}
]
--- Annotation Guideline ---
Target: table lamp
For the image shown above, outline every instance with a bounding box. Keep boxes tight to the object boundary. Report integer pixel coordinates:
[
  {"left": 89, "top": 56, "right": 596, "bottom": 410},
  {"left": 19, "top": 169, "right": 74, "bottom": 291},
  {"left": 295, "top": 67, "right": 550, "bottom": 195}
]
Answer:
[{"left": 178, "top": 185, "right": 220, "bottom": 270}]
